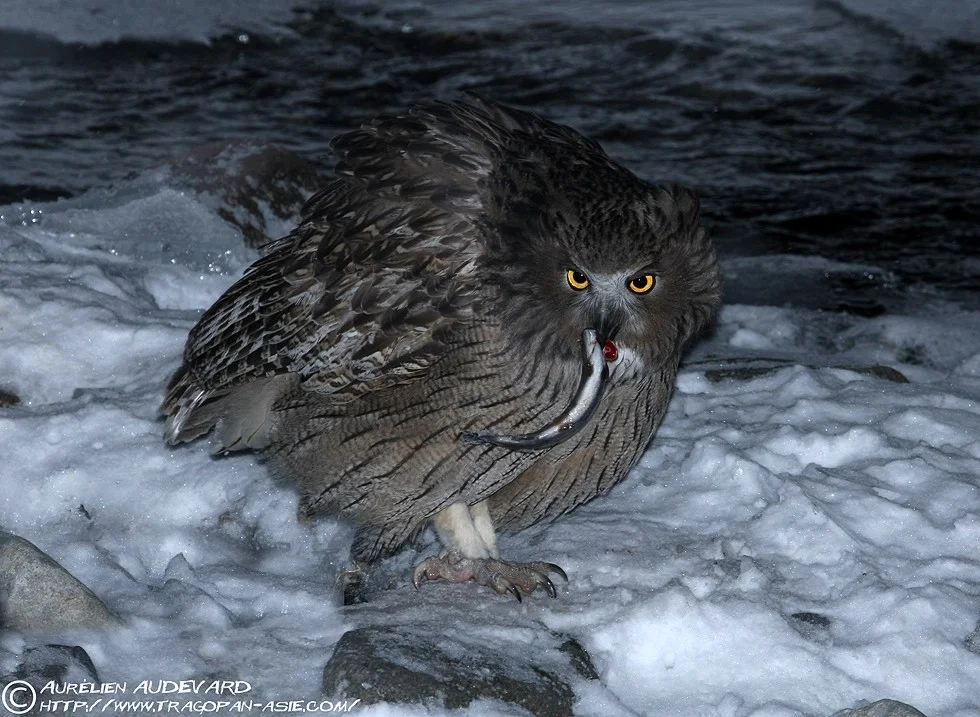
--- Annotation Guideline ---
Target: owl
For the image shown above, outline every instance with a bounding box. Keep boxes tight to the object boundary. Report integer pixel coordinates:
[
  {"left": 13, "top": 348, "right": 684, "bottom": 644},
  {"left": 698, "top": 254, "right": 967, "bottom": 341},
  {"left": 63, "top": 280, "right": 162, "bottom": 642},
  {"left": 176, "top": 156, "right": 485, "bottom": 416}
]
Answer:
[{"left": 161, "top": 99, "right": 721, "bottom": 600}]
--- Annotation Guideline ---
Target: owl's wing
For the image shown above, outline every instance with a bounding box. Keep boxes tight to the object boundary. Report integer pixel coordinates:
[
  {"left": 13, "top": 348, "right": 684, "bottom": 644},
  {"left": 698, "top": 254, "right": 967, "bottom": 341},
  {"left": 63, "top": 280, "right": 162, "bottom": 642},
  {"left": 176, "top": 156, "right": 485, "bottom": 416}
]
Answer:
[{"left": 164, "top": 99, "right": 594, "bottom": 442}]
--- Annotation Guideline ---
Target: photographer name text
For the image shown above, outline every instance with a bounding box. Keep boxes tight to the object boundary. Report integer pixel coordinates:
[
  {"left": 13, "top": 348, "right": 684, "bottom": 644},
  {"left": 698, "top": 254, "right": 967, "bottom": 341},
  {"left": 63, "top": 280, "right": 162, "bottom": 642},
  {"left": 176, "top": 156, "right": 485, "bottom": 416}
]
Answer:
[{"left": 42, "top": 680, "right": 252, "bottom": 696}]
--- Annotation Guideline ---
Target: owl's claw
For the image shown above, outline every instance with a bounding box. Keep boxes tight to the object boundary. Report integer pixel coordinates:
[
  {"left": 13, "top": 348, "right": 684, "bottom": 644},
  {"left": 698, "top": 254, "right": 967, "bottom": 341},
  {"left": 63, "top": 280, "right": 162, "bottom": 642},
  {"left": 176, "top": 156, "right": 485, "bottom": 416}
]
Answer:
[
  {"left": 412, "top": 553, "right": 568, "bottom": 600},
  {"left": 503, "top": 581, "right": 523, "bottom": 603},
  {"left": 540, "top": 575, "right": 557, "bottom": 598},
  {"left": 412, "top": 561, "right": 432, "bottom": 591},
  {"left": 543, "top": 562, "right": 568, "bottom": 583}
]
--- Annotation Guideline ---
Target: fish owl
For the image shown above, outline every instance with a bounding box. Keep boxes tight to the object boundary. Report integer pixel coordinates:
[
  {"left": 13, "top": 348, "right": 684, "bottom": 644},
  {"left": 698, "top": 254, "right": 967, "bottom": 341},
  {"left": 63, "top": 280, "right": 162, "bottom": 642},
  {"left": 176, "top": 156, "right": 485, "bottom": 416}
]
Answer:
[{"left": 161, "top": 99, "right": 721, "bottom": 601}]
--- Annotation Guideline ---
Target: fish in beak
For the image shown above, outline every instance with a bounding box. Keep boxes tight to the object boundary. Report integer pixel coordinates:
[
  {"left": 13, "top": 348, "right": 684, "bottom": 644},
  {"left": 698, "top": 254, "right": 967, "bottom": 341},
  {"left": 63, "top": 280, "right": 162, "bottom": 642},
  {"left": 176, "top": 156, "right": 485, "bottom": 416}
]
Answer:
[{"left": 462, "top": 328, "right": 616, "bottom": 452}]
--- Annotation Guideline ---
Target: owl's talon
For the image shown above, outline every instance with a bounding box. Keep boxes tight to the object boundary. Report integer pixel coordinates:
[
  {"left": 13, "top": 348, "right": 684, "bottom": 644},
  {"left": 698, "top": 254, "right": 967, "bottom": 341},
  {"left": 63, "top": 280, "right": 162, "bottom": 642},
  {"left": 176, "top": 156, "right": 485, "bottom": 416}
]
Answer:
[
  {"left": 539, "top": 576, "right": 557, "bottom": 598},
  {"left": 487, "top": 570, "right": 519, "bottom": 600},
  {"left": 412, "top": 558, "right": 440, "bottom": 591},
  {"left": 410, "top": 554, "right": 566, "bottom": 600},
  {"left": 542, "top": 562, "right": 569, "bottom": 583}
]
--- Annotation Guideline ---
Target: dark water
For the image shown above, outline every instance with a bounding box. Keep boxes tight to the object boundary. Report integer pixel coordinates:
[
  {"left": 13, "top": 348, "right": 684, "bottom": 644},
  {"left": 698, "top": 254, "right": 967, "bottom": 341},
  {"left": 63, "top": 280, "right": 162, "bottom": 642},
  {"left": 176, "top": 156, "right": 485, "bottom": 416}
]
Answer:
[{"left": 1, "top": 0, "right": 978, "bottom": 310}]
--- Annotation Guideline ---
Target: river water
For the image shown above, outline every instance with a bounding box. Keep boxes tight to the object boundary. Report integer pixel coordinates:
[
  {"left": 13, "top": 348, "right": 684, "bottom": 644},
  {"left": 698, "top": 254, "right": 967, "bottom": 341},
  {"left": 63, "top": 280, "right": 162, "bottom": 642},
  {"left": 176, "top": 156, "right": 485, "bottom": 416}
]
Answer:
[{"left": 1, "top": 0, "right": 978, "bottom": 309}]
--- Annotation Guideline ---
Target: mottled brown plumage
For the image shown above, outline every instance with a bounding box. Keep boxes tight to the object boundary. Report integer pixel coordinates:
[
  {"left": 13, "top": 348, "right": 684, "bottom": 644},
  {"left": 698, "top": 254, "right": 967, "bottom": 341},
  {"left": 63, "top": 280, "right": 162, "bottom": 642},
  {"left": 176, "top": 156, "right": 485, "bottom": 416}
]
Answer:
[{"left": 162, "top": 99, "right": 720, "bottom": 598}]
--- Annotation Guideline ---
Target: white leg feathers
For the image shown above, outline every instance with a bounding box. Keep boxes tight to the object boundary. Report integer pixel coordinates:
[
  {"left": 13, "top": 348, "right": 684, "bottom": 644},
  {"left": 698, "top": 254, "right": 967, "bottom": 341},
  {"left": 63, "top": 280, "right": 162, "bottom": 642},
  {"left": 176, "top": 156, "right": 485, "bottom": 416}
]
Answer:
[{"left": 431, "top": 501, "right": 498, "bottom": 559}]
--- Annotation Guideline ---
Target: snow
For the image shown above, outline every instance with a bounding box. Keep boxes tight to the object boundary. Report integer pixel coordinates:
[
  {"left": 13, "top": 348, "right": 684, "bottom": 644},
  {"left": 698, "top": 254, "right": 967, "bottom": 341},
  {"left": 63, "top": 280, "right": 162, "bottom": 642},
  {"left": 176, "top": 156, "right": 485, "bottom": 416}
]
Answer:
[{"left": 2, "top": 176, "right": 980, "bottom": 717}]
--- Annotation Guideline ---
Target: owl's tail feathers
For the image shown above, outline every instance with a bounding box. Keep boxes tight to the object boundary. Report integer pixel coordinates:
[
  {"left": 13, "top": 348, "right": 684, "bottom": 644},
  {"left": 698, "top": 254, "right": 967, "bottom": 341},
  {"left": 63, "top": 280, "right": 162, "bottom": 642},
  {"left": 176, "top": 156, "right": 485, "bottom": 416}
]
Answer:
[
  {"left": 160, "top": 367, "right": 226, "bottom": 446},
  {"left": 161, "top": 369, "right": 292, "bottom": 453}
]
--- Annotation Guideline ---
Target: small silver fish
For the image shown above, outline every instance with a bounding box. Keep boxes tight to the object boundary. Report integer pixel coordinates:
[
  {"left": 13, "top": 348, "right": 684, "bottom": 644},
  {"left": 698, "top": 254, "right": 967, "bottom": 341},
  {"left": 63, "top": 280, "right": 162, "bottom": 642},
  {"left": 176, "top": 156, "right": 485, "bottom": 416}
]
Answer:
[{"left": 462, "top": 328, "right": 610, "bottom": 452}]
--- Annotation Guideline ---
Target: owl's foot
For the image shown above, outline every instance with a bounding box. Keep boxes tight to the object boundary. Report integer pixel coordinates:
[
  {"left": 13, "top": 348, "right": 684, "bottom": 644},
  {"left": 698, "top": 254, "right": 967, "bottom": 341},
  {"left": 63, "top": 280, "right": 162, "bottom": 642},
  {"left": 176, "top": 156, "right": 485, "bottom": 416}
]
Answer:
[{"left": 412, "top": 552, "right": 568, "bottom": 601}]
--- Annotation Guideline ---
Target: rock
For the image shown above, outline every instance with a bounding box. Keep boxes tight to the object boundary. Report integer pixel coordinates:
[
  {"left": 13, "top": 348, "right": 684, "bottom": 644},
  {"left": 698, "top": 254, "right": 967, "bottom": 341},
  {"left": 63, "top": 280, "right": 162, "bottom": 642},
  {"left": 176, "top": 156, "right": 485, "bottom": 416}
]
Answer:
[
  {"left": 698, "top": 359, "right": 908, "bottom": 384},
  {"left": 864, "top": 365, "right": 910, "bottom": 384},
  {"left": 788, "top": 611, "right": 832, "bottom": 643},
  {"left": 790, "top": 611, "right": 831, "bottom": 628},
  {"left": 0, "top": 532, "right": 115, "bottom": 631},
  {"left": 966, "top": 620, "right": 980, "bottom": 654},
  {"left": 15, "top": 644, "right": 100, "bottom": 685},
  {"left": 165, "top": 141, "right": 322, "bottom": 248},
  {"left": 1, "top": 645, "right": 101, "bottom": 716},
  {"left": 831, "top": 699, "right": 929, "bottom": 717},
  {"left": 557, "top": 637, "right": 600, "bottom": 681},
  {"left": 322, "top": 625, "right": 596, "bottom": 716},
  {"left": 0, "top": 388, "right": 21, "bottom": 407},
  {"left": 703, "top": 364, "right": 788, "bottom": 383}
]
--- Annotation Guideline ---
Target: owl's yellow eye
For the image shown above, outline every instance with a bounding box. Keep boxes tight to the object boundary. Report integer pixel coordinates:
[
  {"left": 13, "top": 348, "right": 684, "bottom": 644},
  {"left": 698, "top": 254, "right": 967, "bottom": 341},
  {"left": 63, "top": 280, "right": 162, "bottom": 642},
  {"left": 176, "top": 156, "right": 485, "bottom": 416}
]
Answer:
[
  {"left": 628, "top": 274, "right": 656, "bottom": 294},
  {"left": 566, "top": 269, "right": 590, "bottom": 290}
]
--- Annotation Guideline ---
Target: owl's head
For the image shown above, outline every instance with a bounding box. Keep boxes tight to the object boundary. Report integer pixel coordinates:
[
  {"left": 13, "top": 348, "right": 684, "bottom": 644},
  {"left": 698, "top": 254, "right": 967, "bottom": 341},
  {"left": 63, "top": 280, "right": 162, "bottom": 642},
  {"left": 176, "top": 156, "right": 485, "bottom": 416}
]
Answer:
[{"left": 483, "top": 170, "right": 721, "bottom": 371}]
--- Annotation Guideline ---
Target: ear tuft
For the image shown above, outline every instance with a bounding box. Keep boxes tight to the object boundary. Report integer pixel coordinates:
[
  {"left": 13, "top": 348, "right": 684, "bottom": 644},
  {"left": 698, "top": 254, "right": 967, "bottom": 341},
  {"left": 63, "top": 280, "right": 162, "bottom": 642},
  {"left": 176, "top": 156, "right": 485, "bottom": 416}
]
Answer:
[{"left": 667, "top": 184, "right": 701, "bottom": 231}]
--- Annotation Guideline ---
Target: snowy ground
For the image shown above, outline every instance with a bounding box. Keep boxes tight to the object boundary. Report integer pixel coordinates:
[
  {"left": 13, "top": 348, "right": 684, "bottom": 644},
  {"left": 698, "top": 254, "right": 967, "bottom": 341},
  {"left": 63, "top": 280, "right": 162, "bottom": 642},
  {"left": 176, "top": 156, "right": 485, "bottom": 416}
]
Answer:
[{"left": 1, "top": 170, "right": 980, "bottom": 717}]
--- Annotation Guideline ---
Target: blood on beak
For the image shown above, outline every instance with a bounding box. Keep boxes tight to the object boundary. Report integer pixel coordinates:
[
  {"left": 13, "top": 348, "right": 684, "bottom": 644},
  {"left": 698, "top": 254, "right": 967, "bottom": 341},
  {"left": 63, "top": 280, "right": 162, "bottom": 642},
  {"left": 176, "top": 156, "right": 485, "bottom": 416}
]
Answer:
[{"left": 602, "top": 339, "right": 618, "bottom": 362}]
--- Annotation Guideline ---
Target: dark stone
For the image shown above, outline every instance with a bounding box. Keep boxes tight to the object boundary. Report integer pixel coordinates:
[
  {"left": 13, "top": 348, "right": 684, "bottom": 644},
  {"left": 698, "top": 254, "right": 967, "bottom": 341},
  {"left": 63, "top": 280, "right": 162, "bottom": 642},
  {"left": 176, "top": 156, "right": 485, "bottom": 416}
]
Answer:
[
  {"left": 322, "top": 625, "right": 595, "bottom": 716},
  {"left": 165, "top": 141, "right": 323, "bottom": 248},
  {"left": 15, "top": 644, "right": 100, "bottom": 685},
  {"left": 791, "top": 611, "right": 831, "bottom": 628},
  {"left": 866, "top": 365, "right": 910, "bottom": 384},
  {"left": 0, "top": 388, "right": 21, "bottom": 407},
  {"left": 965, "top": 620, "right": 980, "bottom": 655},
  {"left": 699, "top": 359, "right": 908, "bottom": 384},
  {"left": 558, "top": 638, "right": 600, "bottom": 681},
  {"left": 2, "top": 645, "right": 101, "bottom": 716},
  {"left": 704, "top": 365, "right": 785, "bottom": 383},
  {"left": 789, "top": 611, "right": 832, "bottom": 643},
  {"left": 830, "top": 699, "right": 929, "bottom": 717}
]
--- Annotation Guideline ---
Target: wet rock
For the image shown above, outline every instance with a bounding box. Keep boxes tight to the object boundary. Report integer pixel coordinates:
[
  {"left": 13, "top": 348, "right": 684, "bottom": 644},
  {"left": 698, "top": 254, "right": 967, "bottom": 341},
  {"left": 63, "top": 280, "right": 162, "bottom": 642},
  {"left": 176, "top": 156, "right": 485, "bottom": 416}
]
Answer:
[
  {"left": 831, "top": 699, "right": 928, "bottom": 717},
  {"left": 165, "top": 141, "right": 323, "bottom": 248},
  {"left": 0, "top": 532, "right": 115, "bottom": 631},
  {"left": 322, "top": 625, "right": 596, "bottom": 716}
]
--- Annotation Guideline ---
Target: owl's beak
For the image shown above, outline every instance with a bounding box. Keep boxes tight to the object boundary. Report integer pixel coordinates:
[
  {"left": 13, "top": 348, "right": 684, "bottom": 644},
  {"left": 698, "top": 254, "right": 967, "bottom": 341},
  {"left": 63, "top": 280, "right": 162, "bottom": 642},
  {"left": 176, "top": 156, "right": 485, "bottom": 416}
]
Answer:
[{"left": 591, "top": 314, "right": 621, "bottom": 350}]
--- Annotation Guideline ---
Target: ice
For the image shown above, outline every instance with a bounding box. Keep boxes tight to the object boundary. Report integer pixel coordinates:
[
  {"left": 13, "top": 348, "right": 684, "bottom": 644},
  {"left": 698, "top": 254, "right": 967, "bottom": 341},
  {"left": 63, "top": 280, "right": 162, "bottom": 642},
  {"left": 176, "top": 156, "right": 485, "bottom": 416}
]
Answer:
[{"left": 2, "top": 178, "right": 980, "bottom": 716}]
